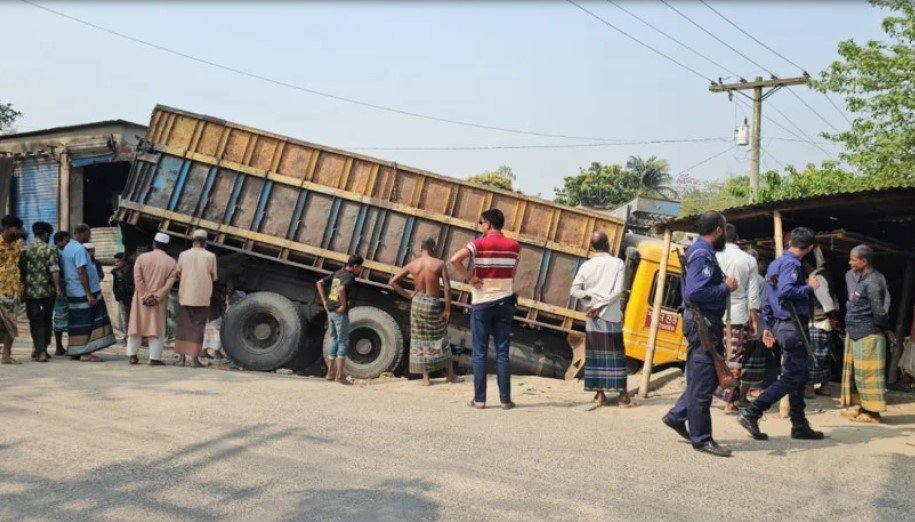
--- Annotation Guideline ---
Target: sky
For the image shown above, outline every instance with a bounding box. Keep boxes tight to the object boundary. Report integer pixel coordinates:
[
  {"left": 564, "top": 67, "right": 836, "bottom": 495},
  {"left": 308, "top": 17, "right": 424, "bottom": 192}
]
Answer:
[{"left": 0, "top": 1, "right": 889, "bottom": 199}]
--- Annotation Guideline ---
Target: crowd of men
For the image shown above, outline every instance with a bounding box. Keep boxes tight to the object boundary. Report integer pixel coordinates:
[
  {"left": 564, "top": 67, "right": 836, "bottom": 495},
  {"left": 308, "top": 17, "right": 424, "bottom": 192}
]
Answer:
[
  {"left": 662, "top": 211, "right": 895, "bottom": 457},
  {"left": 0, "top": 216, "right": 216, "bottom": 368},
  {"left": 0, "top": 208, "right": 903, "bottom": 453}
]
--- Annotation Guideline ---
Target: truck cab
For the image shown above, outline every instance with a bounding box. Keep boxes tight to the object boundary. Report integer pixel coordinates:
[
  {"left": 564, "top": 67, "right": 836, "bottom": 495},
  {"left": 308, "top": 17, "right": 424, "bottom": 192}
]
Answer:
[{"left": 620, "top": 236, "right": 687, "bottom": 365}]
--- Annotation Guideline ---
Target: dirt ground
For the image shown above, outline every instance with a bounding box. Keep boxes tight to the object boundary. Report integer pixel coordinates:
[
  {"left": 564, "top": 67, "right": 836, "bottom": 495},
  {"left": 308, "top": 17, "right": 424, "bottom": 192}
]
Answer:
[{"left": 2, "top": 338, "right": 915, "bottom": 521}]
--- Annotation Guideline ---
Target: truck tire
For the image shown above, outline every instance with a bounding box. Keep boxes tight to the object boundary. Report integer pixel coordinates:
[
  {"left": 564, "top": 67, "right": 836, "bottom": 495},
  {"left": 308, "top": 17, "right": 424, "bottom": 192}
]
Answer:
[
  {"left": 324, "top": 306, "right": 403, "bottom": 379},
  {"left": 283, "top": 308, "right": 325, "bottom": 371},
  {"left": 222, "top": 292, "right": 304, "bottom": 371}
]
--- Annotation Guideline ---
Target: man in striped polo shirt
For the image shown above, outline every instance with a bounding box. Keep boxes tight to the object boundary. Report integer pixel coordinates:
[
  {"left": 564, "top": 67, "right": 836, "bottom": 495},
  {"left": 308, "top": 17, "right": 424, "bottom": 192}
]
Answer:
[{"left": 450, "top": 208, "right": 520, "bottom": 410}]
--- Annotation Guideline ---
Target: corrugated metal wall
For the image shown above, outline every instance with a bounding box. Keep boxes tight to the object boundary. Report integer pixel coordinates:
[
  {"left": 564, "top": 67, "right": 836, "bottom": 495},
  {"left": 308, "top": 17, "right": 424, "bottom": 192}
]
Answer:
[{"left": 11, "top": 159, "right": 58, "bottom": 241}]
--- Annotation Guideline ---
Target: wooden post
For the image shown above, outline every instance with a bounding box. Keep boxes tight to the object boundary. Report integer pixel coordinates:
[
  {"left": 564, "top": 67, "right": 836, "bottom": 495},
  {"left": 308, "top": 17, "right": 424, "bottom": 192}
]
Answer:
[
  {"left": 773, "top": 211, "right": 790, "bottom": 418},
  {"left": 888, "top": 258, "right": 915, "bottom": 384},
  {"left": 639, "top": 227, "right": 672, "bottom": 398}
]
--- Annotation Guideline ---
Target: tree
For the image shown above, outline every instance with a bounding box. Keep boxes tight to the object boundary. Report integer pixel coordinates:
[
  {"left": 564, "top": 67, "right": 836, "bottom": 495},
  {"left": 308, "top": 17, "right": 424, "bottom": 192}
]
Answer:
[
  {"left": 468, "top": 165, "right": 516, "bottom": 191},
  {"left": 626, "top": 155, "right": 678, "bottom": 200},
  {"left": 810, "top": 0, "right": 915, "bottom": 183},
  {"left": 0, "top": 100, "right": 22, "bottom": 132},
  {"left": 678, "top": 175, "right": 750, "bottom": 216},
  {"left": 553, "top": 162, "right": 640, "bottom": 209}
]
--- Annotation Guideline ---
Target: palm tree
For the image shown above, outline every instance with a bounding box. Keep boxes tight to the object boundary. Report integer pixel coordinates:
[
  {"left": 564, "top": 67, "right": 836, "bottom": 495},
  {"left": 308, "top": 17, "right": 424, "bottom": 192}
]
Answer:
[{"left": 626, "top": 155, "right": 678, "bottom": 200}]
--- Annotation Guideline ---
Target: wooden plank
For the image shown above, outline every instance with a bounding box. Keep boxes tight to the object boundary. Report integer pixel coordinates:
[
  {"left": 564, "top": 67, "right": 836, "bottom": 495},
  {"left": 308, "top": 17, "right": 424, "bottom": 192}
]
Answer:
[
  {"left": 149, "top": 106, "right": 624, "bottom": 230},
  {"left": 121, "top": 200, "right": 588, "bottom": 323},
  {"left": 155, "top": 146, "right": 597, "bottom": 258}
]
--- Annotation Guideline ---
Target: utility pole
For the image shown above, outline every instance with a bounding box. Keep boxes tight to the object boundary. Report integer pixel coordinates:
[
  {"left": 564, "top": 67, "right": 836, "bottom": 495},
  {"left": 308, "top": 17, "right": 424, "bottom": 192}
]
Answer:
[{"left": 710, "top": 75, "right": 808, "bottom": 198}]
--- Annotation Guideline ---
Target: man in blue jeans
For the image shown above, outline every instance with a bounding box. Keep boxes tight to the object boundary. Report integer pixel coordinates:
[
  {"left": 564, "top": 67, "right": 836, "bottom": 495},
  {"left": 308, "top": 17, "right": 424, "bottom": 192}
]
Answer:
[
  {"left": 450, "top": 209, "right": 520, "bottom": 410},
  {"left": 318, "top": 255, "right": 363, "bottom": 384}
]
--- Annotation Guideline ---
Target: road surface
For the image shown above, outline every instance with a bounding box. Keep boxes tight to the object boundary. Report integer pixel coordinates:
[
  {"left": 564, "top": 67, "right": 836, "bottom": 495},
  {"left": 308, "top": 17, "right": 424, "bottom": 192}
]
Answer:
[{"left": 2, "top": 340, "right": 914, "bottom": 521}]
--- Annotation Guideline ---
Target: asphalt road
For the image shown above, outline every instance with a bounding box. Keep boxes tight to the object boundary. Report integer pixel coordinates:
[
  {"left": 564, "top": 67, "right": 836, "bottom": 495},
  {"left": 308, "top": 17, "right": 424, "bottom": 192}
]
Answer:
[{"left": 2, "top": 340, "right": 914, "bottom": 521}]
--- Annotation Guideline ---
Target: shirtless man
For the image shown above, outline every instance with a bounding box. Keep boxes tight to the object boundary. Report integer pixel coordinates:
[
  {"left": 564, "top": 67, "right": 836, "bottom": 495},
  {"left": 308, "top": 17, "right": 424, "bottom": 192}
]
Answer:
[{"left": 390, "top": 237, "right": 462, "bottom": 386}]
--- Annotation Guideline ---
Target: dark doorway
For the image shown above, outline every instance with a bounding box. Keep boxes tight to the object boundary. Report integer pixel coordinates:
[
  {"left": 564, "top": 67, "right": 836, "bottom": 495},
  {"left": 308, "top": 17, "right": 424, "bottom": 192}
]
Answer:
[{"left": 83, "top": 161, "right": 130, "bottom": 227}]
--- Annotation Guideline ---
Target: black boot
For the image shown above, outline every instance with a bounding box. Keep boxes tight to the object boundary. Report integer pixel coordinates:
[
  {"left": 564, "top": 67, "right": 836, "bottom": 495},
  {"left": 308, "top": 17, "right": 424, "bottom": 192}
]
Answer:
[
  {"left": 737, "top": 406, "right": 768, "bottom": 440},
  {"left": 791, "top": 420, "right": 825, "bottom": 440}
]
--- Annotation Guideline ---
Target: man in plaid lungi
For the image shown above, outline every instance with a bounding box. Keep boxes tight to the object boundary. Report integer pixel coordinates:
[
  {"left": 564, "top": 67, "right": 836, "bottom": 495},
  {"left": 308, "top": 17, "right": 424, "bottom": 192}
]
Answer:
[
  {"left": 390, "top": 237, "right": 462, "bottom": 386},
  {"left": 714, "top": 225, "right": 761, "bottom": 414}
]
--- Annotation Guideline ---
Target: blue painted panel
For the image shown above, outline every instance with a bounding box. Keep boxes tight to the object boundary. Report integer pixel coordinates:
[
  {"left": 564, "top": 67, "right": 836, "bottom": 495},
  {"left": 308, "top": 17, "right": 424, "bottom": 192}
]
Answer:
[
  {"left": 144, "top": 156, "right": 183, "bottom": 207},
  {"left": 71, "top": 153, "right": 114, "bottom": 168},
  {"left": 11, "top": 159, "right": 58, "bottom": 242}
]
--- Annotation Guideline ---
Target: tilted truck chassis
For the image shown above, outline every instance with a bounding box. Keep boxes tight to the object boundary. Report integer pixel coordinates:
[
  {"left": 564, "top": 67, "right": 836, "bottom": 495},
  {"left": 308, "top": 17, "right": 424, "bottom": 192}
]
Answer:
[{"left": 117, "top": 105, "right": 627, "bottom": 379}]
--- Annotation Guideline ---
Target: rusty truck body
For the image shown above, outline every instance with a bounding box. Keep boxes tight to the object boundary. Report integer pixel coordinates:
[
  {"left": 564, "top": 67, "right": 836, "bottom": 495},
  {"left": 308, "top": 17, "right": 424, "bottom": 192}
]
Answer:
[{"left": 116, "top": 105, "right": 685, "bottom": 379}]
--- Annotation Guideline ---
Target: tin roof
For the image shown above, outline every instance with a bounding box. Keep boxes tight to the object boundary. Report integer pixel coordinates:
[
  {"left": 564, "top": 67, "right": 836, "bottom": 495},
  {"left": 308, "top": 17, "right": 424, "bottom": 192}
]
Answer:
[
  {"left": 654, "top": 185, "right": 915, "bottom": 251},
  {"left": 0, "top": 120, "right": 146, "bottom": 141}
]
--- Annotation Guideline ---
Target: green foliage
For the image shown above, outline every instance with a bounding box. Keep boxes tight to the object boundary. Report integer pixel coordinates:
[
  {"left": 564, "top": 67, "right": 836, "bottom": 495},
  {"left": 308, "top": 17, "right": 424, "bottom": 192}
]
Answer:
[
  {"left": 0, "top": 100, "right": 22, "bottom": 132},
  {"left": 468, "top": 165, "right": 517, "bottom": 192},
  {"left": 626, "top": 155, "right": 678, "bottom": 199},
  {"left": 553, "top": 155, "right": 675, "bottom": 209},
  {"left": 678, "top": 176, "right": 751, "bottom": 216},
  {"left": 554, "top": 162, "right": 640, "bottom": 209},
  {"left": 810, "top": 0, "right": 915, "bottom": 183}
]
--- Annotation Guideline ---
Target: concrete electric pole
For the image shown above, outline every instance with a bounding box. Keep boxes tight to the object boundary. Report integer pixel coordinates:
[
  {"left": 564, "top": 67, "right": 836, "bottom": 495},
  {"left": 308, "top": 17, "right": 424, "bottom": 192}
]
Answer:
[{"left": 710, "top": 75, "right": 809, "bottom": 198}]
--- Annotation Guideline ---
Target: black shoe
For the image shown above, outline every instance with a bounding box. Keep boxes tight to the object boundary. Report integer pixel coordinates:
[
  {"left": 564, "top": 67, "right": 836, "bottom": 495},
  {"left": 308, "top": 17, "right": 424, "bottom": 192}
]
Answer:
[
  {"left": 737, "top": 411, "right": 769, "bottom": 440},
  {"left": 693, "top": 441, "right": 732, "bottom": 457},
  {"left": 662, "top": 415, "right": 690, "bottom": 441},
  {"left": 735, "top": 399, "right": 752, "bottom": 409},
  {"left": 791, "top": 423, "right": 825, "bottom": 440}
]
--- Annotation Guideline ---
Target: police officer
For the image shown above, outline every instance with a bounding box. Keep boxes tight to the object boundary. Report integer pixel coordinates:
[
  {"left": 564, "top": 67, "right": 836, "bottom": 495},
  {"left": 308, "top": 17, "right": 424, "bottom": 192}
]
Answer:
[
  {"left": 737, "top": 227, "right": 825, "bottom": 441},
  {"left": 663, "top": 211, "right": 738, "bottom": 457}
]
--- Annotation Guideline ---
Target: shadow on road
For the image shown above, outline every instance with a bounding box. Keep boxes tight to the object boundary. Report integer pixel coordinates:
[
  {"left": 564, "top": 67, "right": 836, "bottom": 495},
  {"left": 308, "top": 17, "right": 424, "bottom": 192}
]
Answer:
[
  {"left": 0, "top": 424, "right": 330, "bottom": 520},
  {"left": 281, "top": 479, "right": 440, "bottom": 521}
]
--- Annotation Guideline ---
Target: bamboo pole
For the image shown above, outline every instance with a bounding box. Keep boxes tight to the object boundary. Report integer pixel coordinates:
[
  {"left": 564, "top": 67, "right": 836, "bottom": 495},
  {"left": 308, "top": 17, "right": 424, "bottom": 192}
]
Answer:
[
  {"left": 888, "top": 258, "right": 915, "bottom": 384},
  {"left": 639, "top": 227, "right": 672, "bottom": 398},
  {"left": 773, "top": 211, "right": 790, "bottom": 418}
]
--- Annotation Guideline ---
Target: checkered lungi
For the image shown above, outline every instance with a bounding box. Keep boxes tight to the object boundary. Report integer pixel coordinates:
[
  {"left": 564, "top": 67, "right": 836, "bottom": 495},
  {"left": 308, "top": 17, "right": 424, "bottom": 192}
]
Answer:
[
  {"left": 408, "top": 293, "right": 451, "bottom": 374},
  {"left": 841, "top": 333, "right": 886, "bottom": 412},
  {"left": 808, "top": 326, "right": 834, "bottom": 385},
  {"left": 584, "top": 318, "right": 627, "bottom": 392},
  {"left": 714, "top": 323, "right": 749, "bottom": 403}
]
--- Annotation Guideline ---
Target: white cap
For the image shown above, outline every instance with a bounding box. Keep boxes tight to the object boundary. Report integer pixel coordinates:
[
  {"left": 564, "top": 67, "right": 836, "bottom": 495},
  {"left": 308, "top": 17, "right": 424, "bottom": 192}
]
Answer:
[
  {"left": 192, "top": 229, "right": 208, "bottom": 240},
  {"left": 154, "top": 232, "right": 170, "bottom": 244},
  {"left": 83, "top": 243, "right": 95, "bottom": 250}
]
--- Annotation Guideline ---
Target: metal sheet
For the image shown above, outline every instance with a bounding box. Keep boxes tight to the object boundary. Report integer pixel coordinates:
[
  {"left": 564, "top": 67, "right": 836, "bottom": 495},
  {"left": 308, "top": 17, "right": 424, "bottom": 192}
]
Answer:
[
  {"left": 71, "top": 153, "right": 114, "bottom": 168},
  {"left": 11, "top": 159, "right": 58, "bottom": 242}
]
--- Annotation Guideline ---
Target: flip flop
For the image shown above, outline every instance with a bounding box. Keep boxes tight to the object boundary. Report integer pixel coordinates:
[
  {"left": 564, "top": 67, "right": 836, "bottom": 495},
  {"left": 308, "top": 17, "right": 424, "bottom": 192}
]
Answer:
[
  {"left": 467, "top": 400, "right": 485, "bottom": 409},
  {"left": 500, "top": 402, "right": 515, "bottom": 410}
]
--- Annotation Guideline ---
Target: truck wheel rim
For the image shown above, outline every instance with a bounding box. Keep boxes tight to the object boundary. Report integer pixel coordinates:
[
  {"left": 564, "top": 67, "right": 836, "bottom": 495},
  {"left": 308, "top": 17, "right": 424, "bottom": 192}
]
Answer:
[
  {"left": 243, "top": 312, "right": 281, "bottom": 351},
  {"left": 347, "top": 327, "right": 382, "bottom": 367}
]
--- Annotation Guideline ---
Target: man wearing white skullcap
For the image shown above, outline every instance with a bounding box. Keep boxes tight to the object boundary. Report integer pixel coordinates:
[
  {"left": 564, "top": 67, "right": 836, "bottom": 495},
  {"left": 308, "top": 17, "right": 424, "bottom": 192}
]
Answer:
[
  {"left": 126, "top": 232, "right": 177, "bottom": 365},
  {"left": 174, "top": 229, "right": 217, "bottom": 367},
  {"left": 82, "top": 242, "right": 104, "bottom": 282}
]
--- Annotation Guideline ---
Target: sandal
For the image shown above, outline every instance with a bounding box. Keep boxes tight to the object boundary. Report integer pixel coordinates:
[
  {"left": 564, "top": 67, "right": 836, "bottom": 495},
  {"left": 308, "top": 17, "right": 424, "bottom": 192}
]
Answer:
[
  {"left": 467, "top": 400, "right": 485, "bottom": 409},
  {"left": 500, "top": 402, "right": 515, "bottom": 410}
]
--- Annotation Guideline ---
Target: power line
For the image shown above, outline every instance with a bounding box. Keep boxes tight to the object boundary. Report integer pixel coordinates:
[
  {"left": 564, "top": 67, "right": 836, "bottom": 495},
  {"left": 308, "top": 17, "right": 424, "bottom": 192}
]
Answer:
[
  {"left": 604, "top": 0, "right": 741, "bottom": 78},
  {"left": 698, "top": 0, "right": 851, "bottom": 127},
  {"left": 660, "top": 0, "right": 773, "bottom": 76},
  {"left": 21, "top": 0, "right": 629, "bottom": 143},
  {"left": 349, "top": 137, "right": 730, "bottom": 151},
  {"left": 565, "top": 0, "right": 714, "bottom": 83},
  {"left": 765, "top": 102, "right": 834, "bottom": 156},
  {"left": 822, "top": 94, "right": 852, "bottom": 125},
  {"left": 676, "top": 145, "right": 736, "bottom": 176},
  {"left": 786, "top": 90, "right": 840, "bottom": 132},
  {"left": 699, "top": 0, "right": 804, "bottom": 72}
]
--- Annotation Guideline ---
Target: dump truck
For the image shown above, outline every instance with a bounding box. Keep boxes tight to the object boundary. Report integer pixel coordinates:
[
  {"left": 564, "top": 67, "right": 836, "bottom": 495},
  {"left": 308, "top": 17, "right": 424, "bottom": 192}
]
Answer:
[{"left": 116, "top": 105, "right": 686, "bottom": 379}]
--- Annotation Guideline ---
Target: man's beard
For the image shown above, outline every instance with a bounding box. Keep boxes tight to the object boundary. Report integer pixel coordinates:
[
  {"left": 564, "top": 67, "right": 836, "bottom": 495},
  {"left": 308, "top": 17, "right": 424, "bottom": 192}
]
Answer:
[{"left": 712, "top": 235, "right": 726, "bottom": 252}]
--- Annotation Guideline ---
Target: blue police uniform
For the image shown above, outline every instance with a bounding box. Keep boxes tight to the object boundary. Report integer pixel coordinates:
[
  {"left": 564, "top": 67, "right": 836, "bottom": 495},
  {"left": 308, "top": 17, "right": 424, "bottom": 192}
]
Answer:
[
  {"left": 750, "top": 251, "right": 812, "bottom": 422},
  {"left": 665, "top": 237, "right": 729, "bottom": 446}
]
